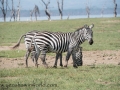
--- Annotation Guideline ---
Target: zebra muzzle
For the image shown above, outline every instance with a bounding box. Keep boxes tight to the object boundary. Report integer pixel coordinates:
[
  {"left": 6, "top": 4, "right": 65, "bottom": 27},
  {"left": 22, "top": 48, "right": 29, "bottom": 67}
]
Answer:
[{"left": 89, "top": 39, "right": 93, "bottom": 45}]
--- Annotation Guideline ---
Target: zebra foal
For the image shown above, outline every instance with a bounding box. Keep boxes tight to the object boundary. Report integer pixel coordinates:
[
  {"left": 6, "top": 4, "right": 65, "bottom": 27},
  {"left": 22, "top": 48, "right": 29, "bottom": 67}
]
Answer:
[{"left": 72, "top": 46, "right": 83, "bottom": 66}]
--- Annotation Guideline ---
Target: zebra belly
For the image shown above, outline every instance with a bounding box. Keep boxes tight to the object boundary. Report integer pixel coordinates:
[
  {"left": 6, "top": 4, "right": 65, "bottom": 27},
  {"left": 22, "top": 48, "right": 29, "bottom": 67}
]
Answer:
[{"left": 48, "top": 38, "right": 69, "bottom": 53}]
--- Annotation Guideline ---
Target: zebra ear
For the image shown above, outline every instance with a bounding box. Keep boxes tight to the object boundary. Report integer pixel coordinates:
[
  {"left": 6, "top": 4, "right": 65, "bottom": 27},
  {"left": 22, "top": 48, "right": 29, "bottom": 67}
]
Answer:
[{"left": 89, "top": 24, "right": 94, "bottom": 29}]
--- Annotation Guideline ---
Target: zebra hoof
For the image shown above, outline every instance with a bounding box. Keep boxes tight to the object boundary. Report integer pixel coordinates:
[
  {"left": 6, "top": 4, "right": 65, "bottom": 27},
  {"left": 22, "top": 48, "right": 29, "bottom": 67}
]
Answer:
[
  {"left": 43, "top": 64, "right": 48, "bottom": 68},
  {"left": 73, "top": 65, "right": 78, "bottom": 68},
  {"left": 35, "top": 64, "right": 39, "bottom": 68},
  {"left": 45, "top": 65, "right": 48, "bottom": 68},
  {"left": 60, "top": 64, "right": 63, "bottom": 67},
  {"left": 77, "top": 62, "right": 83, "bottom": 66},
  {"left": 64, "top": 65, "right": 67, "bottom": 67},
  {"left": 53, "top": 65, "right": 57, "bottom": 68}
]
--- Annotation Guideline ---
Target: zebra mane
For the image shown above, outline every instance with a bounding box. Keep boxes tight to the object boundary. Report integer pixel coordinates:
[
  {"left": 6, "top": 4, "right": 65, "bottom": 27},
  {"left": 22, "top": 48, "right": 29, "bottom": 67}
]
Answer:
[
  {"left": 36, "top": 31, "right": 65, "bottom": 35},
  {"left": 75, "top": 27, "right": 83, "bottom": 32},
  {"left": 28, "top": 30, "right": 40, "bottom": 33},
  {"left": 74, "top": 24, "right": 90, "bottom": 34},
  {"left": 71, "top": 26, "right": 87, "bottom": 41},
  {"left": 73, "top": 26, "right": 84, "bottom": 35},
  {"left": 75, "top": 24, "right": 89, "bottom": 32}
]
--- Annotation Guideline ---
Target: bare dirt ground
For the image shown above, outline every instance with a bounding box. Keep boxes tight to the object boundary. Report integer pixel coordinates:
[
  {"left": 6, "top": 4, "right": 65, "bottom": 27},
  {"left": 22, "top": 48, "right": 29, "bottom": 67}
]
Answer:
[{"left": 0, "top": 44, "right": 120, "bottom": 69}]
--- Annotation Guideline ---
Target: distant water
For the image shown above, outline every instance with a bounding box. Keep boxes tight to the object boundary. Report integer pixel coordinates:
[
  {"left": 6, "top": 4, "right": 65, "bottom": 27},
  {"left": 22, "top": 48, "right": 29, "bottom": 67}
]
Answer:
[
  {"left": 0, "top": 8, "right": 120, "bottom": 22},
  {"left": 0, "top": 14, "right": 120, "bottom": 22}
]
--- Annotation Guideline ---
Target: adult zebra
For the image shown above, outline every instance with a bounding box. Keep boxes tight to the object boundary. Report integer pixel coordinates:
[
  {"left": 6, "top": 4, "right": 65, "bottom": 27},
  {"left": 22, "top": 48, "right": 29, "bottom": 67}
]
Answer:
[
  {"left": 13, "top": 30, "right": 65, "bottom": 68},
  {"left": 13, "top": 24, "right": 94, "bottom": 68},
  {"left": 30, "top": 33, "right": 83, "bottom": 68}
]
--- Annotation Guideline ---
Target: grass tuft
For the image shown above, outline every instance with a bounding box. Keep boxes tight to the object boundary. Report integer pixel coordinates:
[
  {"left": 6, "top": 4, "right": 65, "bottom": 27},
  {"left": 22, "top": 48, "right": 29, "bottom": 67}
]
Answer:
[
  {"left": 0, "top": 65, "right": 120, "bottom": 90},
  {"left": 0, "top": 18, "right": 120, "bottom": 90}
]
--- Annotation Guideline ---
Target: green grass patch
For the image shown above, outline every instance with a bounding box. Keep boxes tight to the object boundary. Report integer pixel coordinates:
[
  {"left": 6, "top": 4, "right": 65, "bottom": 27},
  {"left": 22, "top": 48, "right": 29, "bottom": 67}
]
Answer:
[
  {"left": 0, "top": 50, "right": 25, "bottom": 58},
  {"left": 0, "top": 18, "right": 120, "bottom": 90},
  {"left": 0, "top": 18, "right": 120, "bottom": 57},
  {"left": 0, "top": 65, "right": 120, "bottom": 90}
]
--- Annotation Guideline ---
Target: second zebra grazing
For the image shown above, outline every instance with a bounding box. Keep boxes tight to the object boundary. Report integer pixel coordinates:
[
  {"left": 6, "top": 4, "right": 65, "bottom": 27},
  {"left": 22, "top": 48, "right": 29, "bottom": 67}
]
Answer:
[{"left": 13, "top": 24, "right": 94, "bottom": 68}]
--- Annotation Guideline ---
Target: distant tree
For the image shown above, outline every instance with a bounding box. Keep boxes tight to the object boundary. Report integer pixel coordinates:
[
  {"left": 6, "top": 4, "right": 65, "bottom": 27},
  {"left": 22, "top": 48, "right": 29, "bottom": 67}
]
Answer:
[
  {"left": 57, "top": 0, "right": 63, "bottom": 20},
  {"left": 41, "top": 0, "right": 51, "bottom": 21},
  {"left": 101, "top": 1, "right": 106, "bottom": 18},
  {"left": 30, "top": 5, "right": 40, "bottom": 21},
  {"left": 10, "top": 0, "right": 16, "bottom": 21},
  {"left": 34, "top": 5, "right": 40, "bottom": 21},
  {"left": 86, "top": 0, "right": 90, "bottom": 18},
  {"left": 30, "top": 10, "right": 34, "bottom": 21},
  {"left": 67, "top": 15, "right": 69, "bottom": 20},
  {"left": 16, "top": 0, "right": 20, "bottom": 21},
  {"left": 0, "top": 0, "right": 8, "bottom": 22},
  {"left": 113, "top": 0, "right": 117, "bottom": 17},
  {"left": 86, "top": 6, "right": 90, "bottom": 18}
]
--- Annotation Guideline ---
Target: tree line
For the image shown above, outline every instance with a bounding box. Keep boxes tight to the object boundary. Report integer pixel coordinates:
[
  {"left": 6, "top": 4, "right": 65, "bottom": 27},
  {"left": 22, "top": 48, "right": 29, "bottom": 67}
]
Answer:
[{"left": 0, "top": 0, "right": 118, "bottom": 22}]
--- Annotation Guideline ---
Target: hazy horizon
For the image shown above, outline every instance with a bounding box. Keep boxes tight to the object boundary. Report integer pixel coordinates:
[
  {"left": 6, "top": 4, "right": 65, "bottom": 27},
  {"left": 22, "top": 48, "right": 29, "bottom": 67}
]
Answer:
[{"left": 8, "top": 0, "right": 120, "bottom": 10}]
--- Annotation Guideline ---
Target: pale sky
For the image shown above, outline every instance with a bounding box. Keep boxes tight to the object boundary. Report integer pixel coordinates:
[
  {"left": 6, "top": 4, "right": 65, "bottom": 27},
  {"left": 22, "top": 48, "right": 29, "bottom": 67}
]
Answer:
[{"left": 8, "top": 0, "right": 120, "bottom": 10}]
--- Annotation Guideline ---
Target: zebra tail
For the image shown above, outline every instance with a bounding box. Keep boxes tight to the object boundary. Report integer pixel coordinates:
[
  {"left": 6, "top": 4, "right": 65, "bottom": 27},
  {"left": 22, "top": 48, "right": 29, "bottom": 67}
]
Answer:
[{"left": 12, "top": 34, "right": 25, "bottom": 49}]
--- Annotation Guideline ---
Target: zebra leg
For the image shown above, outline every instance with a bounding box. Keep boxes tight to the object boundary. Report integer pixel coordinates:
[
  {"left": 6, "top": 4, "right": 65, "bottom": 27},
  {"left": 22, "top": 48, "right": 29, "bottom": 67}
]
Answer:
[
  {"left": 31, "top": 51, "right": 35, "bottom": 63},
  {"left": 64, "top": 48, "right": 72, "bottom": 67},
  {"left": 35, "top": 50, "right": 41, "bottom": 68},
  {"left": 59, "top": 53, "right": 63, "bottom": 67},
  {"left": 40, "top": 53, "right": 48, "bottom": 68},
  {"left": 25, "top": 50, "right": 30, "bottom": 68},
  {"left": 53, "top": 53, "right": 59, "bottom": 68},
  {"left": 53, "top": 53, "right": 63, "bottom": 68},
  {"left": 35, "top": 55, "right": 39, "bottom": 68}
]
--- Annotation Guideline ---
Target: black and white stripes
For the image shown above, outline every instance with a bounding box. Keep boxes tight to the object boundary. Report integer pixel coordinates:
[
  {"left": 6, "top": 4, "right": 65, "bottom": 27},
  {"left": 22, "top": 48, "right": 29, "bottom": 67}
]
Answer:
[
  {"left": 13, "top": 24, "right": 94, "bottom": 68},
  {"left": 72, "top": 46, "right": 83, "bottom": 67}
]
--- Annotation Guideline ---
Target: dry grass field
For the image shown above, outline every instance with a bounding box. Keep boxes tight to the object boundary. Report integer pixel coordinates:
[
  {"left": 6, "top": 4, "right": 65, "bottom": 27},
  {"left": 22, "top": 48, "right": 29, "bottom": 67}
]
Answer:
[{"left": 0, "top": 18, "right": 120, "bottom": 90}]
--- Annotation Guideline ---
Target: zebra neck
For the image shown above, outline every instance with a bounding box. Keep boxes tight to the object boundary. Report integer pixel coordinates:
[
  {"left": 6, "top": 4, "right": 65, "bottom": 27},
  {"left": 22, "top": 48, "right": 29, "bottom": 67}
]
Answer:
[{"left": 77, "top": 31, "right": 85, "bottom": 45}]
